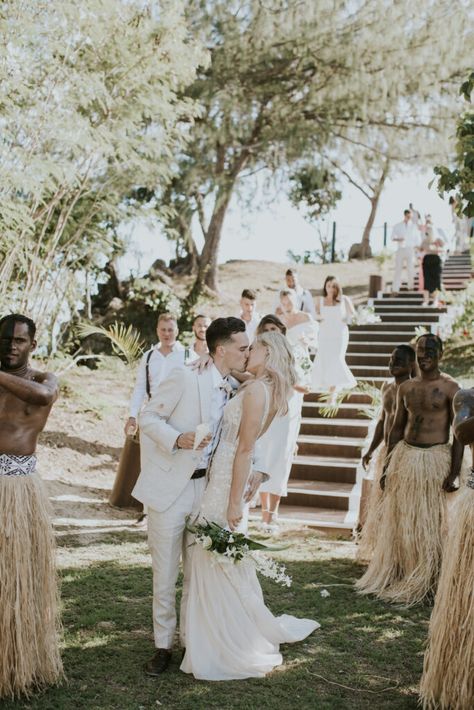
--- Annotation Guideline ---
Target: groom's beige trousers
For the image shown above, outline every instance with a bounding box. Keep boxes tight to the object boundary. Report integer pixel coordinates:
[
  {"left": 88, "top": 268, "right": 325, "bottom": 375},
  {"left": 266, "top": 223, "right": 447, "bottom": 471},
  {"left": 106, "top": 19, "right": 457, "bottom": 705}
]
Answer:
[{"left": 147, "top": 477, "right": 206, "bottom": 650}]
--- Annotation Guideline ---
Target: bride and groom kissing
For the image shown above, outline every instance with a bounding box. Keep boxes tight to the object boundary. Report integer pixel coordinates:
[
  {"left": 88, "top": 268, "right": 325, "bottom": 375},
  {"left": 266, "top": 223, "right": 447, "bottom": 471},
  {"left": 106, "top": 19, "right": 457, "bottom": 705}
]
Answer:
[{"left": 133, "top": 316, "right": 318, "bottom": 681}]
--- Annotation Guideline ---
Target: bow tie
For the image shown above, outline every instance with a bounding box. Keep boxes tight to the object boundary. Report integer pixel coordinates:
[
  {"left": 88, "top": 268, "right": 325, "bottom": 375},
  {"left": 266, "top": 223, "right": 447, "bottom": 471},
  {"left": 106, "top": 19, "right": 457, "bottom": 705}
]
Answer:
[{"left": 219, "top": 381, "right": 234, "bottom": 396}]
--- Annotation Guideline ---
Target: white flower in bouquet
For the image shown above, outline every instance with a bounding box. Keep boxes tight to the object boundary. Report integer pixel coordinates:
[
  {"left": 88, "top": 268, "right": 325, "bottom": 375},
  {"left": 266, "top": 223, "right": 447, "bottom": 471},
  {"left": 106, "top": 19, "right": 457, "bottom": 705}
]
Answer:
[{"left": 200, "top": 535, "right": 213, "bottom": 550}]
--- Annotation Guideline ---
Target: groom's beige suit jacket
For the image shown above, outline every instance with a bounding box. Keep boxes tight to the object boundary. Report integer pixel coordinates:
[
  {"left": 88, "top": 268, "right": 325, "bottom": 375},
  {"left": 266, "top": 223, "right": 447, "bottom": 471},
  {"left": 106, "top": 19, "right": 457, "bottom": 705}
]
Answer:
[{"left": 133, "top": 366, "right": 214, "bottom": 513}]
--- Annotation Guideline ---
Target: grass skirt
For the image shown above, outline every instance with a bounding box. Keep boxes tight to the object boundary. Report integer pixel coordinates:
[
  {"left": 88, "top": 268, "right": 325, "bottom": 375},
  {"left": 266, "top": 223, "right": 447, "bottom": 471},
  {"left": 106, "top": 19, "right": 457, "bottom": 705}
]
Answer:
[
  {"left": 357, "top": 444, "right": 387, "bottom": 563},
  {"left": 420, "top": 484, "right": 474, "bottom": 709},
  {"left": 355, "top": 440, "right": 450, "bottom": 606},
  {"left": 0, "top": 471, "right": 62, "bottom": 698}
]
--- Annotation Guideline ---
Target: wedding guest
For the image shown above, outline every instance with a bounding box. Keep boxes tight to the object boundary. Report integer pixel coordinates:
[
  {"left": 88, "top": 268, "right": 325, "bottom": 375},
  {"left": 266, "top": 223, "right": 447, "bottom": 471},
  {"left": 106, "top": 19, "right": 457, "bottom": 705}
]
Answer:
[
  {"left": 190, "top": 315, "right": 211, "bottom": 358},
  {"left": 110, "top": 313, "right": 189, "bottom": 511},
  {"left": 356, "top": 334, "right": 462, "bottom": 606},
  {"left": 279, "top": 289, "right": 318, "bottom": 391},
  {"left": 0, "top": 314, "right": 62, "bottom": 699},
  {"left": 419, "top": 217, "right": 444, "bottom": 307},
  {"left": 358, "top": 345, "right": 415, "bottom": 561},
  {"left": 310, "top": 276, "right": 356, "bottom": 399},
  {"left": 420, "top": 387, "right": 473, "bottom": 710},
  {"left": 391, "top": 208, "right": 422, "bottom": 294},
  {"left": 238, "top": 289, "right": 261, "bottom": 342},
  {"left": 254, "top": 315, "right": 301, "bottom": 532},
  {"left": 275, "top": 268, "right": 316, "bottom": 318}
]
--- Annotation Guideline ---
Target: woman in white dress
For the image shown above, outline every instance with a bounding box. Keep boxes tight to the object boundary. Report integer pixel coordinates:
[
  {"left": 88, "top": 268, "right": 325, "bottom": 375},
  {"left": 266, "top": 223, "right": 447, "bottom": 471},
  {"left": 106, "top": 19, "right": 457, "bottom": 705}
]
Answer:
[
  {"left": 257, "top": 303, "right": 316, "bottom": 531},
  {"left": 181, "top": 332, "right": 319, "bottom": 681},
  {"left": 311, "top": 276, "right": 356, "bottom": 397}
]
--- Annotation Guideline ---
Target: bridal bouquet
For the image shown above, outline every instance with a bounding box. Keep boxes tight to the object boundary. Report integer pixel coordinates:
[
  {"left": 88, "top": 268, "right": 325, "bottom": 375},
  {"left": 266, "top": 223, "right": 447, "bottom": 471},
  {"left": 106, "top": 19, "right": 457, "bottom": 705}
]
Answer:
[
  {"left": 186, "top": 519, "right": 292, "bottom": 587},
  {"left": 353, "top": 305, "right": 381, "bottom": 325}
]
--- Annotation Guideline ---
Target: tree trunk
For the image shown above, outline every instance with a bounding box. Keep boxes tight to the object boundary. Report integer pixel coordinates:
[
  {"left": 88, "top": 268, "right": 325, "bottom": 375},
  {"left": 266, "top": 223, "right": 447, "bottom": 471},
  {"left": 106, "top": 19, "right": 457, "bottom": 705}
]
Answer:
[
  {"left": 360, "top": 162, "right": 390, "bottom": 258},
  {"left": 197, "top": 183, "right": 234, "bottom": 291}
]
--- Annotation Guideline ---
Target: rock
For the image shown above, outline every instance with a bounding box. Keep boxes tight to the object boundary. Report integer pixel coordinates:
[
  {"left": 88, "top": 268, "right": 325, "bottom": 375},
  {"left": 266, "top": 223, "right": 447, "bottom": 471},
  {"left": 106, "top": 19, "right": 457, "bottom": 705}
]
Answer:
[{"left": 348, "top": 242, "right": 372, "bottom": 259}]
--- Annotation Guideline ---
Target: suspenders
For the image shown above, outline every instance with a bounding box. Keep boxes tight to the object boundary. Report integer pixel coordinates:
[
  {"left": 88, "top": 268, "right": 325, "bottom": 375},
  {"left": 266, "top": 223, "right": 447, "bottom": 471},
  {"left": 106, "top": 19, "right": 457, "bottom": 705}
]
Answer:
[{"left": 145, "top": 349, "right": 153, "bottom": 400}]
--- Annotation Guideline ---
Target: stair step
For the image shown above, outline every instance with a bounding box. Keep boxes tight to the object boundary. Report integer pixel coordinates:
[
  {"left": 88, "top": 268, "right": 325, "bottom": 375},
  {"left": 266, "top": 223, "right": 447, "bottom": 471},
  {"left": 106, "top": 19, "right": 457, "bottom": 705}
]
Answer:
[
  {"left": 379, "top": 314, "right": 440, "bottom": 323},
  {"left": 350, "top": 365, "right": 390, "bottom": 378},
  {"left": 291, "top": 455, "right": 359, "bottom": 483},
  {"left": 347, "top": 353, "right": 391, "bottom": 366},
  {"left": 304, "top": 392, "right": 372, "bottom": 404},
  {"left": 349, "top": 331, "right": 417, "bottom": 342},
  {"left": 347, "top": 341, "right": 410, "bottom": 353},
  {"left": 269, "top": 504, "right": 352, "bottom": 533},
  {"left": 299, "top": 417, "right": 370, "bottom": 438},
  {"left": 350, "top": 323, "right": 418, "bottom": 332},
  {"left": 286, "top": 479, "right": 353, "bottom": 510},
  {"left": 374, "top": 306, "right": 447, "bottom": 314},
  {"left": 301, "top": 401, "right": 372, "bottom": 419},
  {"left": 297, "top": 434, "right": 365, "bottom": 457}
]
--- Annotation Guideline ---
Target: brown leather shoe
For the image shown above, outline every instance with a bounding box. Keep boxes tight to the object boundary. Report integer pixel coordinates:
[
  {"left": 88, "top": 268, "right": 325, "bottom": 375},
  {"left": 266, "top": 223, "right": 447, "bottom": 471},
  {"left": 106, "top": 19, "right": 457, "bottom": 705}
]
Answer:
[{"left": 144, "top": 648, "right": 172, "bottom": 676}]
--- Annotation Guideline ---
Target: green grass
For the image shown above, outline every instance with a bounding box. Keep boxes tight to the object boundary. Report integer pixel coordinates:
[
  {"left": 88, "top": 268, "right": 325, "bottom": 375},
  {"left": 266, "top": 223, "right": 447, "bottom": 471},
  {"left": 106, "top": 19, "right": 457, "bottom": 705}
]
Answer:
[{"left": 3, "top": 533, "right": 432, "bottom": 710}]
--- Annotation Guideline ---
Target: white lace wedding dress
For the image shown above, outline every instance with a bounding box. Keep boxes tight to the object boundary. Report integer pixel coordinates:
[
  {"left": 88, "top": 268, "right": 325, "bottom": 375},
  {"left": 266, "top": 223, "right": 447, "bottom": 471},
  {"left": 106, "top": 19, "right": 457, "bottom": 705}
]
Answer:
[{"left": 181, "top": 381, "right": 319, "bottom": 680}]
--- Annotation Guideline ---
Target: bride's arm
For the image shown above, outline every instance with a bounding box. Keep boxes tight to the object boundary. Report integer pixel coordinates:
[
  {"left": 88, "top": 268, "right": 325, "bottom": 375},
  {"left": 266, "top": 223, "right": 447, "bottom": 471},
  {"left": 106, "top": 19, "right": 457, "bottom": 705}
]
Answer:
[{"left": 227, "top": 383, "right": 266, "bottom": 530}]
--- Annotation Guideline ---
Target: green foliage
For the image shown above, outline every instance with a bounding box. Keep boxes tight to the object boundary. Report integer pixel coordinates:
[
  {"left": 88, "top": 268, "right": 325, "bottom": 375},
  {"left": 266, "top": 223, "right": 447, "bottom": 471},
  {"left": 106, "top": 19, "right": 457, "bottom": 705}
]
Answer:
[
  {"left": 77, "top": 322, "right": 145, "bottom": 365},
  {"left": 289, "top": 165, "right": 342, "bottom": 221},
  {"left": 434, "top": 72, "right": 474, "bottom": 218},
  {"left": 0, "top": 0, "right": 206, "bottom": 348}
]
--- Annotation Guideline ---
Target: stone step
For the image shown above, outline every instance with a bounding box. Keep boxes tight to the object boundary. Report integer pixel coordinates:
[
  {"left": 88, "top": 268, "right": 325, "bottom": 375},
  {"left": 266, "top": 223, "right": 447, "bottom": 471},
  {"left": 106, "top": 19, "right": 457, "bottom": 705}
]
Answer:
[
  {"left": 297, "top": 434, "right": 365, "bottom": 458},
  {"left": 299, "top": 416, "right": 370, "bottom": 438},
  {"left": 291, "top": 454, "right": 360, "bottom": 483},
  {"left": 301, "top": 401, "right": 372, "bottom": 420}
]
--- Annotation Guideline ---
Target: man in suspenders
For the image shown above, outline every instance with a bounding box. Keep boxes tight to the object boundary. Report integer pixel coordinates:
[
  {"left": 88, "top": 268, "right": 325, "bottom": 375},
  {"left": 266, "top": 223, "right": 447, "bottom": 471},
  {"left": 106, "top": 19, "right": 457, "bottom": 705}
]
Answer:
[{"left": 110, "top": 313, "right": 189, "bottom": 511}]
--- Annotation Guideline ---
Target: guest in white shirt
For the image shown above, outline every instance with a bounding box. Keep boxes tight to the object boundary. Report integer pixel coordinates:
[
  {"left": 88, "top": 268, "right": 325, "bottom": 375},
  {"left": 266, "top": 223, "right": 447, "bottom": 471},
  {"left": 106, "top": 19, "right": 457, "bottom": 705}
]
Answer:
[
  {"left": 125, "top": 313, "right": 188, "bottom": 437},
  {"left": 111, "top": 312, "right": 189, "bottom": 513},
  {"left": 238, "top": 289, "right": 261, "bottom": 343},
  {"left": 190, "top": 315, "right": 211, "bottom": 359},
  {"left": 391, "top": 209, "right": 422, "bottom": 294},
  {"left": 274, "top": 268, "right": 316, "bottom": 318}
]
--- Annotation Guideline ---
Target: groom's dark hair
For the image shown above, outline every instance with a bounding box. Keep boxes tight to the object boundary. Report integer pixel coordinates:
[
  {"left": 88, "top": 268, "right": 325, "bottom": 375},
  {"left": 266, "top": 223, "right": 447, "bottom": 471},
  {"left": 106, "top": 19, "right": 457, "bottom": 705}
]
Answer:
[{"left": 206, "top": 317, "right": 246, "bottom": 355}]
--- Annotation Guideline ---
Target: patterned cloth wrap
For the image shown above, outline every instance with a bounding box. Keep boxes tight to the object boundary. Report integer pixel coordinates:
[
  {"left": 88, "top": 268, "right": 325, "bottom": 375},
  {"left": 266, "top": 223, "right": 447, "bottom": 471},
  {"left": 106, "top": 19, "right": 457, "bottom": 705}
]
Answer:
[
  {"left": 0, "top": 453, "right": 37, "bottom": 476},
  {"left": 468, "top": 468, "right": 474, "bottom": 490}
]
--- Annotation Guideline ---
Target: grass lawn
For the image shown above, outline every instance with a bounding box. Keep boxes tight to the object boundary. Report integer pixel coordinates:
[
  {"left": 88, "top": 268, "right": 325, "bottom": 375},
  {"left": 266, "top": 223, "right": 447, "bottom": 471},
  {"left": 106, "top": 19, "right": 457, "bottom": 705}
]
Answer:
[{"left": 4, "top": 530, "right": 431, "bottom": 710}]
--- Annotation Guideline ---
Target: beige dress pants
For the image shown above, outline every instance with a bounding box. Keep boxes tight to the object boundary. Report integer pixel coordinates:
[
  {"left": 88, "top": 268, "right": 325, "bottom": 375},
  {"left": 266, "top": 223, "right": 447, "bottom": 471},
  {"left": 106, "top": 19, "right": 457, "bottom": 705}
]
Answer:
[{"left": 147, "top": 477, "right": 206, "bottom": 649}]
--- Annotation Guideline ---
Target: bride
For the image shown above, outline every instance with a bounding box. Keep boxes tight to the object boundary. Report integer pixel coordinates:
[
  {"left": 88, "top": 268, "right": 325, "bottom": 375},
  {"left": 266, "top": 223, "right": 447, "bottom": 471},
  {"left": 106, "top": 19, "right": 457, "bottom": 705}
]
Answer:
[{"left": 181, "top": 331, "right": 319, "bottom": 680}]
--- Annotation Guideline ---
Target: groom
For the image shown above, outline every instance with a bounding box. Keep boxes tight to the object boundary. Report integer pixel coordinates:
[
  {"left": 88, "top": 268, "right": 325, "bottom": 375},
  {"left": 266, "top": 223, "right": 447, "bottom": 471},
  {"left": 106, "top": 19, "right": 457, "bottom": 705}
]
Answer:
[{"left": 133, "top": 317, "right": 267, "bottom": 675}]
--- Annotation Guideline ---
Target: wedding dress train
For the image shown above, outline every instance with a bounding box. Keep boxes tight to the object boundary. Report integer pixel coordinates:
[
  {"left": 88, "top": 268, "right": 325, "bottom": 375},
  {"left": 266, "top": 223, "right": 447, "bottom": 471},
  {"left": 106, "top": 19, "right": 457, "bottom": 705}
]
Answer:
[{"left": 181, "top": 381, "right": 319, "bottom": 680}]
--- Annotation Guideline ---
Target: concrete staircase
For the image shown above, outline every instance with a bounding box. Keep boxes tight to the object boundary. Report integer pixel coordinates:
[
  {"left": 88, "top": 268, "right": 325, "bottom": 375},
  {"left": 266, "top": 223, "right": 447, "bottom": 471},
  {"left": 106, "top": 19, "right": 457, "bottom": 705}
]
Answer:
[{"left": 272, "top": 253, "right": 471, "bottom": 536}]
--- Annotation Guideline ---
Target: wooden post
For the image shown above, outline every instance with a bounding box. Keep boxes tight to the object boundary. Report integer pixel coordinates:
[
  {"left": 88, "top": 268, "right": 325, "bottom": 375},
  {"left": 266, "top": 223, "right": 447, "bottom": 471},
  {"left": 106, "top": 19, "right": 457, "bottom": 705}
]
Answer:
[
  {"left": 331, "top": 222, "right": 336, "bottom": 263},
  {"left": 383, "top": 222, "right": 387, "bottom": 248}
]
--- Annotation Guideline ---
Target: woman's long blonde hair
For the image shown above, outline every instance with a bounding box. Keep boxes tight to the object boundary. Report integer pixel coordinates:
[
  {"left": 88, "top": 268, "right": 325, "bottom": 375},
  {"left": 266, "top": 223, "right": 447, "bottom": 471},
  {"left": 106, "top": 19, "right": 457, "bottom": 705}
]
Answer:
[{"left": 255, "top": 331, "right": 297, "bottom": 416}]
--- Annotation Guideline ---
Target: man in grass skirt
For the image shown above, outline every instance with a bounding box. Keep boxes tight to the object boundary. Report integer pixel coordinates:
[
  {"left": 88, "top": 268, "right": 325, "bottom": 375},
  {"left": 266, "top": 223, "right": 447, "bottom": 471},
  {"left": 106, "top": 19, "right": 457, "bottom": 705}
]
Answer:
[
  {"left": 420, "top": 387, "right": 473, "bottom": 709},
  {"left": 0, "top": 314, "right": 62, "bottom": 699},
  {"left": 356, "top": 334, "right": 463, "bottom": 606}
]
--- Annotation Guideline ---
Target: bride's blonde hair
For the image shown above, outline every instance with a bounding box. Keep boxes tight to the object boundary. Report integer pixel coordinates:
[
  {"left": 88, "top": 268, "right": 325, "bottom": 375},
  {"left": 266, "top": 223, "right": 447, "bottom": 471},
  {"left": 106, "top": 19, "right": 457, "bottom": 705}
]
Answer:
[{"left": 255, "top": 331, "right": 297, "bottom": 416}]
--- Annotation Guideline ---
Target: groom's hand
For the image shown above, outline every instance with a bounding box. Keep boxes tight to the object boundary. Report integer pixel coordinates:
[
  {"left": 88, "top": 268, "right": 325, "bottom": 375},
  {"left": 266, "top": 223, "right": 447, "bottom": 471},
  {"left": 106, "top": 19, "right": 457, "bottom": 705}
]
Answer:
[
  {"left": 244, "top": 471, "right": 265, "bottom": 503},
  {"left": 176, "top": 432, "right": 212, "bottom": 450}
]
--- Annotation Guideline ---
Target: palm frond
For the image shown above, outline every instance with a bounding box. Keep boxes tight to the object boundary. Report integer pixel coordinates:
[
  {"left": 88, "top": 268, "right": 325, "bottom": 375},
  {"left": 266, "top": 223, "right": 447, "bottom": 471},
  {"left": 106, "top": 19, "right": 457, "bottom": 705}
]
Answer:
[
  {"left": 78, "top": 321, "right": 145, "bottom": 364},
  {"left": 318, "top": 381, "right": 382, "bottom": 419}
]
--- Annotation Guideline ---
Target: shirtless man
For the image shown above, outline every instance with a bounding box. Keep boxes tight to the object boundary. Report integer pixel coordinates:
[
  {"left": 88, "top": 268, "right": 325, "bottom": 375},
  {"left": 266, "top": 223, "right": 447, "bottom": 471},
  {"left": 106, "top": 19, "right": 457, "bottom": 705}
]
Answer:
[
  {"left": 362, "top": 345, "right": 416, "bottom": 470},
  {"left": 357, "top": 334, "right": 462, "bottom": 605},
  {"left": 0, "top": 314, "right": 62, "bottom": 699},
  {"left": 420, "top": 387, "right": 474, "bottom": 709},
  {"left": 357, "top": 345, "right": 415, "bottom": 561},
  {"left": 384, "top": 333, "right": 462, "bottom": 489}
]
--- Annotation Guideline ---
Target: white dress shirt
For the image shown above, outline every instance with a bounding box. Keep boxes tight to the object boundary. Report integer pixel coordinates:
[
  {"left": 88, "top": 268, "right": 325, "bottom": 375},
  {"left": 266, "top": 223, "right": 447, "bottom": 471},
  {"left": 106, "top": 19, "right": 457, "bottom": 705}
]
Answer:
[
  {"left": 273, "top": 285, "right": 316, "bottom": 318},
  {"left": 391, "top": 221, "right": 421, "bottom": 249},
  {"left": 198, "top": 364, "right": 229, "bottom": 469},
  {"left": 129, "top": 342, "right": 187, "bottom": 418},
  {"left": 239, "top": 311, "right": 261, "bottom": 343}
]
